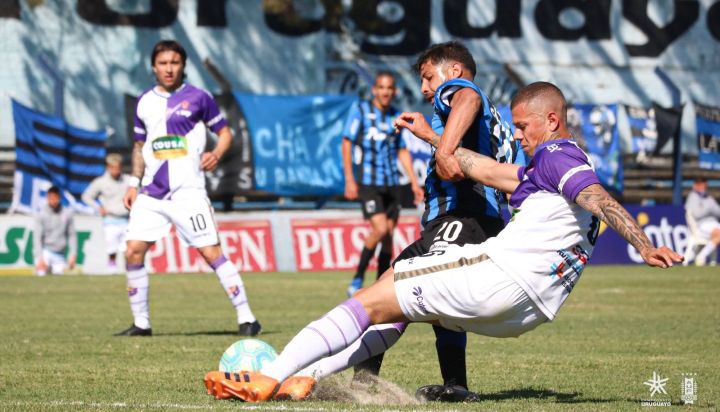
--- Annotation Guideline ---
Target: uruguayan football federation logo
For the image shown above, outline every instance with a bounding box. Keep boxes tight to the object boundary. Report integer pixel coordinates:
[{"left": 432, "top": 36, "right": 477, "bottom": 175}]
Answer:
[{"left": 681, "top": 373, "right": 697, "bottom": 405}]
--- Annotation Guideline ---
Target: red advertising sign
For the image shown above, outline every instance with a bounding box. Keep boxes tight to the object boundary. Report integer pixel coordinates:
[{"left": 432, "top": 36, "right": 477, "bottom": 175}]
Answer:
[
  {"left": 147, "top": 220, "right": 276, "bottom": 273},
  {"left": 291, "top": 215, "right": 421, "bottom": 272}
]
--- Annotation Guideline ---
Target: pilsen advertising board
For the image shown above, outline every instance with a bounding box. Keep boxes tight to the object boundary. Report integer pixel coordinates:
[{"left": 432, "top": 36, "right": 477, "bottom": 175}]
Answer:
[
  {"left": 146, "top": 218, "right": 276, "bottom": 274},
  {"left": 0, "top": 206, "right": 700, "bottom": 275},
  {"left": 291, "top": 215, "right": 422, "bottom": 272}
]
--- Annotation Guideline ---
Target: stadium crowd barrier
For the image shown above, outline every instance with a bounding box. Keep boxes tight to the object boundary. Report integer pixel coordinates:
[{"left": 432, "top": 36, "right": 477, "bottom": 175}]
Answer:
[{"left": 0, "top": 205, "right": 694, "bottom": 275}]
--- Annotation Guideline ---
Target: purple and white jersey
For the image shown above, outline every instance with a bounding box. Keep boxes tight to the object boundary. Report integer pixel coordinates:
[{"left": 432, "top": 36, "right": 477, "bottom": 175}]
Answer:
[
  {"left": 134, "top": 83, "right": 227, "bottom": 199},
  {"left": 482, "top": 140, "right": 600, "bottom": 320}
]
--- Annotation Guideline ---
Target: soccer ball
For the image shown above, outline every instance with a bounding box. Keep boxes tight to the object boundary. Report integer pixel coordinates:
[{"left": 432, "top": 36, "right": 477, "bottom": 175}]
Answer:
[{"left": 218, "top": 339, "right": 278, "bottom": 372}]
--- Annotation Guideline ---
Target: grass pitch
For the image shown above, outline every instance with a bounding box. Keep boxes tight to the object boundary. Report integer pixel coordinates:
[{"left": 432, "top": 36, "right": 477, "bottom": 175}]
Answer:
[{"left": 0, "top": 265, "right": 717, "bottom": 411}]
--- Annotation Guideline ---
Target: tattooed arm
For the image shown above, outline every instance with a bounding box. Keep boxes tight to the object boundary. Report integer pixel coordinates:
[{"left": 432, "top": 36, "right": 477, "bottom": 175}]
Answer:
[
  {"left": 394, "top": 112, "right": 521, "bottom": 193},
  {"left": 123, "top": 140, "right": 145, "bottom": 210},
  {"left": 575, "top": 184, "right": 683, "bottom": 268}
]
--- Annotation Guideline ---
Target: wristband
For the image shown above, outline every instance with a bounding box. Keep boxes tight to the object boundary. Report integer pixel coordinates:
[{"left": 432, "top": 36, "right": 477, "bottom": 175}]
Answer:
[{"left": 127, "top": 176, "right": 141, "bottom": 188}]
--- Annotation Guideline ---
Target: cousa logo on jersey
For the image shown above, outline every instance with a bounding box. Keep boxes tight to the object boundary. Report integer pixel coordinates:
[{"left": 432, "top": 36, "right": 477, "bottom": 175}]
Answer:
[{"left": 151, "top": 135, "right": 188, "bottom": 159}]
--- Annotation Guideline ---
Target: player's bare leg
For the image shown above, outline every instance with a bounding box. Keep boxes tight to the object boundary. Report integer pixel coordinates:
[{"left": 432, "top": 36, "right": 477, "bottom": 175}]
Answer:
[{"left": 348, "top": 213, "right": 391, "bottom": 296}]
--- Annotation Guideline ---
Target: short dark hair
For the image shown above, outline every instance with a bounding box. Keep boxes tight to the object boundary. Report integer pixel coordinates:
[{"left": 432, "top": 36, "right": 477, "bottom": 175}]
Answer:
[
  {"left": 374, "top": 71, "right": 395, "bottom": 85},
  {"left": 47, "top": 186, "right": 60, "bottom": 195},
  {"left": 151, "top": 40, "right": 187, "bottom": 66},
  {"left": 414, "top": 41, "right": 476, "bottom": 78},
  {"left": 510, "top": 81, "right": 567, "bottom": 121}
]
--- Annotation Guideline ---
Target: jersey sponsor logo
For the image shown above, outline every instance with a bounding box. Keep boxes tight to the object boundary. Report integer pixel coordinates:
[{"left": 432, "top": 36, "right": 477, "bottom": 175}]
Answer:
[
  {"left": 151, "top": 135, "right": 188, "bottom": 159},
  {"left": 550, "top": 244, "right": 589, "bottom": 292},
  {"left": 364, "top": 199, "right": 376, "bottom": 214},
  {"left": 412, "top": 286, "right": 428, "bottom": 314}
]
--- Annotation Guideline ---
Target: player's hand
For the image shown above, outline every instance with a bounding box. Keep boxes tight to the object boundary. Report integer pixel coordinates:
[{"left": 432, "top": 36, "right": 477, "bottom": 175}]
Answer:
[
  {"left": 67, "top": 255, "right": 76, "bottom": 270},
  {"left": 201, "top": 152, "right": 220, "bottom": 171},
  {"left": 345, "top": 180, "right": 358, "bottom": 200},
  {"left": 411, "top": 183, "right": 424, "bottom": 205},
  {"left": 640, "top": 246, "right": 683, "bottom": 268},
  {"left": 124, "top": 187, "right": 138, "bottom": 210},
  {"left": 394, "top": 112, "right": 436, "bottom": 144},
  {"left": 99, "top": 206, "right": 108, "bottom": 217},
  {"left": 435, "top": 151, "right": 465, "bottom": 181},
  {"left": 36, "top": 259, "right": 48, "bottom": 272}
]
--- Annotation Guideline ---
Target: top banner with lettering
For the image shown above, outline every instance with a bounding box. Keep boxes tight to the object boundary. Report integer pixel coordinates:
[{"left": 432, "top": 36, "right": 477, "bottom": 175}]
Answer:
[
  {"left": 2, "top": 2, "right": 719, "bottom": 148},
  {"left": 234, "top": 93, "right": 356, "bottom": 196},
  {"left": 695, "top": 102, "right": 720, "bottom": 170},
  {"left": 567, "top": 104, "right": 623, "bottom": 193}
]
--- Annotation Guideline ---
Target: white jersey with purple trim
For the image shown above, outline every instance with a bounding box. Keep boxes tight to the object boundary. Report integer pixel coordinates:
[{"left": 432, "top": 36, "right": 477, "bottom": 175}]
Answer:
[
  {"left": 133, "top": 83, "right": 227, "bottom": 199},
  {"left": 482, "top": 139, "right": 601, "bottom": 320}
]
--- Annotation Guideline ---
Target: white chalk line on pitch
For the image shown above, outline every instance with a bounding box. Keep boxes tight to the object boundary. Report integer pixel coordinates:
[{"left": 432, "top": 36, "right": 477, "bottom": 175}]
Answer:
[{"left": 0, "top": 399, "right": 327, "bottom": 411}]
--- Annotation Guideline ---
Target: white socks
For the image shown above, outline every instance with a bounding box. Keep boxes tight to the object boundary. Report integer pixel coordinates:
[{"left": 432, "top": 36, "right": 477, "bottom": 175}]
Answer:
[
  {"left": 296, "top": 323, "right": 407, "bottom": 379},
  {"left": 262, "top": 298, "right": 371, "bottom": 382},
  {"left": 696, "top": 243, "right": 717, "bottom": 265},
  {"left": 126, "top": 263, "right": 150, "bottom": 329},
  {"left": 210, "top": 256, "right": 256, "bottom": 324}
]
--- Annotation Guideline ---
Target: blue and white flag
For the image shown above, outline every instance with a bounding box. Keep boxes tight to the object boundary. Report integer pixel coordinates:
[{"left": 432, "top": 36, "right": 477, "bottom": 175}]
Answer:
[
  {"left": 567, "top": 104, "right": 623, "bottom": 193},
  {"left": 233, "top": 93, "right": 356, "bottom": 196},
  {"left": 695, "top": 102, "right": 720, "bottom": 170},
  {"left": 11, "top": 100, "right": 107, "bottom": 214},
  {"left": 625, "top": 105, "right": 658, "bottom": 154}
]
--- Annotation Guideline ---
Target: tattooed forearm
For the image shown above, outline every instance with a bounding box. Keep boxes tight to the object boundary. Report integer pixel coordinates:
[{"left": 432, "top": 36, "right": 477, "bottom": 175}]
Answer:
[
  {"left": 575, "top": 184, "right": 653, "bottom": 253},
  {"left": 454, "top": 148, "right": 480, "bottom": 177},
  {"left": 131, "top": 141, "right": 145, "bottom": 178}
]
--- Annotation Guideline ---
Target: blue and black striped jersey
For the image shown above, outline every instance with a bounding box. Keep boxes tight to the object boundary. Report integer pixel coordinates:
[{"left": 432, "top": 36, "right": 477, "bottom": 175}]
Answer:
[
  {"left": 342, "top": 100, "right": 406, "bottom": 187},
  {"left": 422, "top": 78, "right": 527, "bottom": 225}
]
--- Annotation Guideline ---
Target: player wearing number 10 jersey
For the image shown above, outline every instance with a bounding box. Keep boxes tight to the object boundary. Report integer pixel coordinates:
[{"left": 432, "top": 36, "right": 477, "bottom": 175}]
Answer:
[{"left": 117, "top": 40, "right": 261, "bottom": 338}]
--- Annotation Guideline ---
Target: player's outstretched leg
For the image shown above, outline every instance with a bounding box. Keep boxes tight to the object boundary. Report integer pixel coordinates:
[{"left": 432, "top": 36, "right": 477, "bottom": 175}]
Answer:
[{"left": 211, "top": 298, "right": 377, "bottom": 402}]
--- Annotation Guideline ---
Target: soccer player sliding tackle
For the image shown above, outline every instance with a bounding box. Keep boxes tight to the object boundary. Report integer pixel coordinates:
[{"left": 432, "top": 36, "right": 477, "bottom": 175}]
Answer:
[{"left": 204, "top": 81, "right": 682, "bottom": 402}]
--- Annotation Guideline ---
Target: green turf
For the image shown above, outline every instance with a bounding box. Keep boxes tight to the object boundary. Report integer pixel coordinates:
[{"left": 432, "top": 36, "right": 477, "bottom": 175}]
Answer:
[{"left": 0, "top": 266, "right": 717, "bottom": 411}]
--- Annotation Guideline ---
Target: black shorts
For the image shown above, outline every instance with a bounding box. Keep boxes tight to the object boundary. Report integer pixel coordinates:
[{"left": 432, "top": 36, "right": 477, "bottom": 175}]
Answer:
[
  {"left": 358, "top": 185, "right": 401, "bottom": 220},
  {"left": 394, "top": 214, "right": 505, "bottom": 264}
]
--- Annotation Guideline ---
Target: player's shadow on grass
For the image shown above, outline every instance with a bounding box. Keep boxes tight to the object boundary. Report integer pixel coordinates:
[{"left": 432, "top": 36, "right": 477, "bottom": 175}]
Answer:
[
  {"left": 479, "top": 388, "right": 624, "bottom": 404},
  {"left": 155, "top": 330, "right": 279, "bottom": 337}
]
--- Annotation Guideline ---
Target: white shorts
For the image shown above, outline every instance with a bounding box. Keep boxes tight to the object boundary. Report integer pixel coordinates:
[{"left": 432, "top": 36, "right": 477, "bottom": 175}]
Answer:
[
  {"left": 698, "top": 219, "right": 720, "bottom": 239},
  {"left": 126, "top": 193, "right": 219, "bottom": 248},
  {"left": 37, "top": 249, "right": 66, "bottom": 276},
  {"left": 393, "top": 244, "right": 548, "bottom": 338},
  {"left": 103, "top": 217, "right": 128, "bottom": 255}
]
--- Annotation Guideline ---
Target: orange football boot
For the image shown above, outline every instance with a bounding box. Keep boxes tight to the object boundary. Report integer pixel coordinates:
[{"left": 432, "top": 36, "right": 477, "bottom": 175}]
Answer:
[
  {"left": 219, "top": 371, "right": 280, "bottom": 402},
  {"left": 273, "top": 376, "right": 317, "bottom": 401},
  {"left": 204, "top": 371, "right": 245, "bottom": 400}
]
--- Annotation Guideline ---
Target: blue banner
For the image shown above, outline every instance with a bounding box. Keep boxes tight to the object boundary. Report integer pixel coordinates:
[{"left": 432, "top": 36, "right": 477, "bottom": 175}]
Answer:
[
  {"left": 234, "top": 94, "right": 357, "bottom": 196},
  {"left": 567, "top": 104, "right": 623, "bottom": 193},
  {"left": 695, "top": 102, "right": 720, "bottom": 170},
  {"left": 625, "top": 105, "right": 658, "bottom": 154},
  {"left": 11, "top": 100, "right": 107, "bottom": 214}
]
